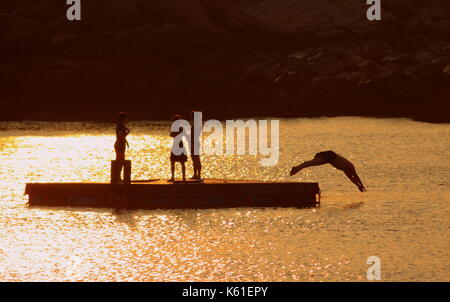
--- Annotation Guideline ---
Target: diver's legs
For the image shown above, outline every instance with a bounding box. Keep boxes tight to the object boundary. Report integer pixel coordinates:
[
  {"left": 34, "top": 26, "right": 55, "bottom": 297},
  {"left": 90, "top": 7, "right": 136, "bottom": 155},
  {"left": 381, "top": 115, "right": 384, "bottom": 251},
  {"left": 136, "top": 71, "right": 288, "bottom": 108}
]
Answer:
[
  {"left": 352, "top": 169, "right": 366, "bottom": 192},
  {"left": 344, "top": 169, "right": 365, "bottom": 192}
]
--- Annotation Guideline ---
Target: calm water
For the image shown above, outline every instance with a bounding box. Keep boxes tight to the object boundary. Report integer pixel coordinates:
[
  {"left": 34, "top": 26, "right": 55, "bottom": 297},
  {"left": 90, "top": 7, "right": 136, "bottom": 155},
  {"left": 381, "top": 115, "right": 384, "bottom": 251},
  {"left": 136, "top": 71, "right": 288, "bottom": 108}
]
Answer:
[{"left": 0, "top": 117, "right": 449, "bottom": 281}]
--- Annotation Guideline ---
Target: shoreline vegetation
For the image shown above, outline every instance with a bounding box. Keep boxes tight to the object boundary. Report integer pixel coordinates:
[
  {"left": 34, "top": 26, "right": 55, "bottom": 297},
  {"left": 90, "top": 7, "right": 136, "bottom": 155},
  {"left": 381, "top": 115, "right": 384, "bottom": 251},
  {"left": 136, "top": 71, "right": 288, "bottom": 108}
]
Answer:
[
  {"left": 0, "top": 117, "right": 447, "bottom": 133},
  {"left": 1, "top": 0, "right": 449, "bottom": 123},
  {"left": 0, "top": 115, "right": 448, "bottom": 124}
]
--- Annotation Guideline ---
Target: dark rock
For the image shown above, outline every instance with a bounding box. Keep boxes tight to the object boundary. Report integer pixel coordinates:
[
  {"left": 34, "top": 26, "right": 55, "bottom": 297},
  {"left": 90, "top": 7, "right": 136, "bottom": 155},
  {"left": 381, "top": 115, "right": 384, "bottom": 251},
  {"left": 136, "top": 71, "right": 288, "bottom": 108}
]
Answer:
[
  {"left": 1, "top": 0, "right": 450, "bottom": 122},
  {"left": 382, "top": 53, "right": 420, "bottom": 65}
]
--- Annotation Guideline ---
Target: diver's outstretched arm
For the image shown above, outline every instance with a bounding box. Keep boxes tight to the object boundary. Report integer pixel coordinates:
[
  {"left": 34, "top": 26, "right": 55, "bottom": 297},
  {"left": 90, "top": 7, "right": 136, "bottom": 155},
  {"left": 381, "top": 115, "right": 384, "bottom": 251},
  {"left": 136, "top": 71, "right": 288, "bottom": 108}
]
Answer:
[{"left": 290, "top": 158, "right": 327, "bottom": 176}]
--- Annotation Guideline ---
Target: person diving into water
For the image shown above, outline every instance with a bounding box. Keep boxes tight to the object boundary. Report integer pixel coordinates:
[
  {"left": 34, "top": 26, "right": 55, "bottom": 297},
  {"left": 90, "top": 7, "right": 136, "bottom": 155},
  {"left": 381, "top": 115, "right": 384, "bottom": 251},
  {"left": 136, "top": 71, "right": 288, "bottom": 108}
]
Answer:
[{"left": 290, "top": 150, "right": 366, "bottom": 192}]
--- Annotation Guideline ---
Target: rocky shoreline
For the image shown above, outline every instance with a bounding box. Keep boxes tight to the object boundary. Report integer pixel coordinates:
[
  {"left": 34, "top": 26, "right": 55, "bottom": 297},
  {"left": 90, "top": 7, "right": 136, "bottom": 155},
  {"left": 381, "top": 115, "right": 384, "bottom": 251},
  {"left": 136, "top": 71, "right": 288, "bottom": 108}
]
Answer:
[{"left": 1, "top": 0, "right": 449, "bottom": 122}]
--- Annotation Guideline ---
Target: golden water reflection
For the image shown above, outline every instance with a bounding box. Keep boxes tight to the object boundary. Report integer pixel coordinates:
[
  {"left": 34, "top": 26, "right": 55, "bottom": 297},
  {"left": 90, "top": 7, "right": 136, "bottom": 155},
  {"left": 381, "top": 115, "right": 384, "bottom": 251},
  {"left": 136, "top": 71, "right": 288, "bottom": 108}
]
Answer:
[{"left": 0, "top": 118, "right": 449, "bottom": 281}]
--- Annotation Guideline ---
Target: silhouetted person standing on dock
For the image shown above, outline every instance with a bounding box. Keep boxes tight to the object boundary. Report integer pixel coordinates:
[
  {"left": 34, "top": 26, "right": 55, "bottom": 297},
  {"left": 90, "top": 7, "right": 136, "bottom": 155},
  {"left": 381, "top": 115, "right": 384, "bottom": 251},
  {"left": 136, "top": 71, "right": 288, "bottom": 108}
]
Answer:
[
  {"left": 114, "top": 112, "right": 130, "bottom": 180},
  {"left": 169, "top": 115, "right": 188, "bottom": 182},
  {"left": 290, "top": 150, "right": 366, "bottom": 192},
  {"left": 190, "top": 111, "right": 202, "bottom": 180}
]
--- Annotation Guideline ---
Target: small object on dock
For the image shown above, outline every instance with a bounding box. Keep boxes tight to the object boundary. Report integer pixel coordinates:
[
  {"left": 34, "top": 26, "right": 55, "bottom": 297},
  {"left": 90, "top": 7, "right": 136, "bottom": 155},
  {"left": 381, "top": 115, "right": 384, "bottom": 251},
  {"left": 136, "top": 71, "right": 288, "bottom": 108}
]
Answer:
[
  {"left": 25, "top": 179, "right": 320, "bottom": 209},
  {"left": 171, "top": 179, "right": 204, "bottom": 184},
  {"left": 130, "top": 179, "right": 160, "bottom": 183},
  {"left": 111, "top": 160, "right": 131, "bottom": 184}
]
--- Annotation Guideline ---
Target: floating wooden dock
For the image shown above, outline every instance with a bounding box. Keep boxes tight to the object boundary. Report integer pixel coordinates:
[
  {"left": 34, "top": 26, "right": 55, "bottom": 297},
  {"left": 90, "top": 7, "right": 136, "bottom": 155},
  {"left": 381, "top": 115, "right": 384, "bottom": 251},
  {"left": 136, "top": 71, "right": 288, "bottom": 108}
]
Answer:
[{"left": 25, "top": 179, "right": 320, "bottom": 209}]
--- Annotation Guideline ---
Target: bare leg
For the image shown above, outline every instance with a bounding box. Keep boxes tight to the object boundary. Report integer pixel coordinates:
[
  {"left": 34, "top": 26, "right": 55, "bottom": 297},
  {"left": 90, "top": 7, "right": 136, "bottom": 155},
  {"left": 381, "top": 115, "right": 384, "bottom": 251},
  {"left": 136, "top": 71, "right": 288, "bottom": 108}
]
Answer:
[
  {"left": 192, "top": 161, "right": 198, "bottom": 179},
  {"left": 116, "top": 152, "right": 125, "bottom": 181},
  {"left": 181, "top": 162, "right": 186, "bottom": 181},
  {"left": 353, "top": 173, "right": 365, "bottom": 192},
  {"left": 344, "top": 170, "right": 359, "bottom": 190},
  {"left": 191, "top": 158, "right": 196, "bottom": 179},
  {"left": 195, "top": 157, "right": 202, "bottom": 178},
  {"left": 290, "top": 158, "right": 327, "bottom": 176},
  {"left": 191, "top": 156, "right": 202, "bottom": 179},
  {"left": 344, "top": 169, "right": 365, "bottom": 192},
  {"left": 169, "top": 161, "right": 175, "bottom": 182},
  {"left": 330, "top": 156, "right": 366, "bottom": 192},
  {"left": 349, "top": 166, "right": 365, "bottom": 192},
  {"left": 197, "top": 159, "right": 202, "bottom": 179}
]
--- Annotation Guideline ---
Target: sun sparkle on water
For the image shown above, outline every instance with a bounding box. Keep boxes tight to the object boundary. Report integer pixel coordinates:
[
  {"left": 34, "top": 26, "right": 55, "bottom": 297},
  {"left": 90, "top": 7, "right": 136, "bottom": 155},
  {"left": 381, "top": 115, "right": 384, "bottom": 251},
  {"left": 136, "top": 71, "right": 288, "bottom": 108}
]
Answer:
[{"left": 0, "top": 118, "right": 449, "bottom": 281}]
